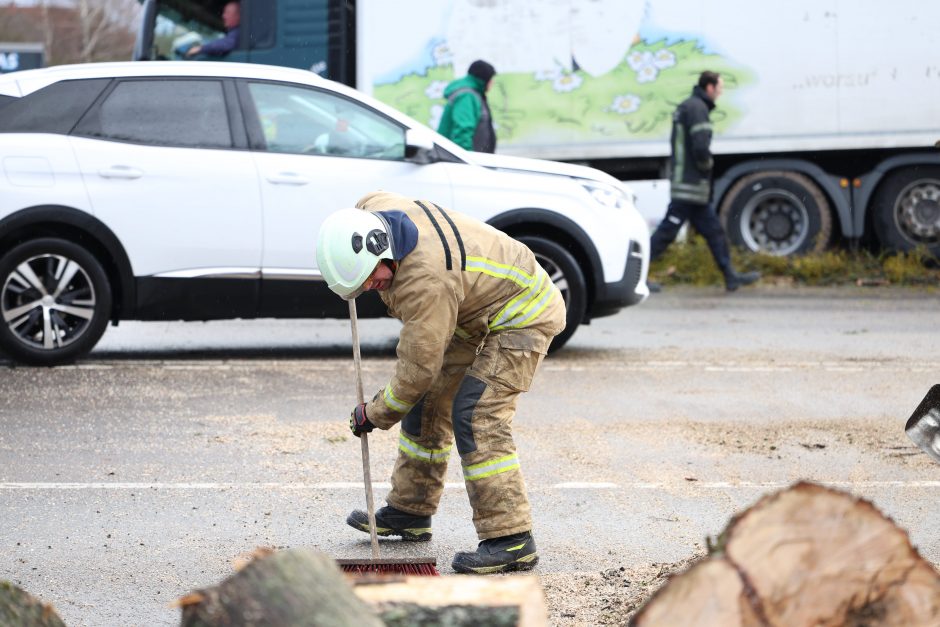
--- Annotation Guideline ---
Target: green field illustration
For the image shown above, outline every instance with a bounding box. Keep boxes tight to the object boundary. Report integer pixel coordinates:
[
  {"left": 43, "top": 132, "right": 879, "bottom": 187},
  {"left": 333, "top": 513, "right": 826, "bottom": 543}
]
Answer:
[{"left": 374, "top": 38, "right": 752, "bottom": 148}]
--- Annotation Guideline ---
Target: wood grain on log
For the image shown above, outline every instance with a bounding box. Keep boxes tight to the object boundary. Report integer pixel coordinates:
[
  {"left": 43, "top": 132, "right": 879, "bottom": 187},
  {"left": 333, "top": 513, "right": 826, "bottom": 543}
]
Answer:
[
  {"left": 631, "top": 558, "right": 762, "bottom": 627},
  {"left": 631, "top": 482, "right": 940, "bottom": 627},
  {"left": 725, "top": 482, "right": 940, "bottom": 626}
]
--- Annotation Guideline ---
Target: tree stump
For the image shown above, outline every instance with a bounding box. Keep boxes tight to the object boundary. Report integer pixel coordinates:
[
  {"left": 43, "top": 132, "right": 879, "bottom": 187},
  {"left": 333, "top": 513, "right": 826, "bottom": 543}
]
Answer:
[
  {"left": 177, "top": 548, "right": 382, "bottom": 627},
  {"left": 0, "top": 581, "right": 66, "bottom": 627},
  {"left": 632, "top": 482, "right": 940, "bottom": 626}
]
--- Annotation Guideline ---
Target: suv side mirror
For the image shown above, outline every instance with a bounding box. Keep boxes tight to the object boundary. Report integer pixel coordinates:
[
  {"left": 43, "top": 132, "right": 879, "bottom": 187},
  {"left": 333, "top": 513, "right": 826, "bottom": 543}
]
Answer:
[{"left": 405, "top": 128, "right": 437, "bottom": 164}]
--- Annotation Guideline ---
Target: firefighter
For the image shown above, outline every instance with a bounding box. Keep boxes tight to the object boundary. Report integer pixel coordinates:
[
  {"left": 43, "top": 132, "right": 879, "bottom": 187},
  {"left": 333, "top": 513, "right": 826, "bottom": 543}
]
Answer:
[
  {"left": 650, "top": 70, "right": 761, "bottom": 292},
  {"left": 316, "top": 191, "right": 566, "bottom": 574}
]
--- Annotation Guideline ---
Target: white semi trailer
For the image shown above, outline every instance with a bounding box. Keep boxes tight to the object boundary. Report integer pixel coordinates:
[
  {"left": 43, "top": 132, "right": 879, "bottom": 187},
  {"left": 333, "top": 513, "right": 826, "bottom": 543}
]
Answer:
[{"left": 136, "top": 0, "right": 940, "bottom": 256}]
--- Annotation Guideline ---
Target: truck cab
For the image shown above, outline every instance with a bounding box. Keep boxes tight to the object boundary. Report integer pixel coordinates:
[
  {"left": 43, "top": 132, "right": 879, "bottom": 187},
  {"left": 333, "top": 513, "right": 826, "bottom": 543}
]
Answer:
[{"left": 134, "top": 0, "right": 354, "bottom": 82}]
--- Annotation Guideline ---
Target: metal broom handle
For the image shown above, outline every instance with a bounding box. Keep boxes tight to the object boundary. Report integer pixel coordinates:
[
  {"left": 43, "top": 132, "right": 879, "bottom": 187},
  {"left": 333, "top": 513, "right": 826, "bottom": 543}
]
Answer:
[{"left": 349, "top": 298, "right": 380, "bottom": 560}]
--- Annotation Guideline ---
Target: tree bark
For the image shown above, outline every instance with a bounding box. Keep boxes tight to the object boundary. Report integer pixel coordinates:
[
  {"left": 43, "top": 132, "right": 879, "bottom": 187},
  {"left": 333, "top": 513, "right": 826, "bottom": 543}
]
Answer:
[
  {"left": 177, "top": 548, "right": 382, "bottom": 627},
  {"left": 354, "top": 575, "right": 547, "bottom": 627},
  {"left": 0, "top": 580, "right": 66, "bottom": 627},
  {"left": 633, "top": 482, "right": 940, "bottom": 626},
  {"left": 378, "top": 603, "right": 520, "bottom": 627}
]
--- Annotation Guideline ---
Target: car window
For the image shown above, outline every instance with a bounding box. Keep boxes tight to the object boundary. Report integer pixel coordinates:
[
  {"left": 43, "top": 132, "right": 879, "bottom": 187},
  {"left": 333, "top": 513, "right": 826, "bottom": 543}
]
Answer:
[
  {"left": 0, "top": 79, "right": 109, "bottom": 134},
  {"left": 75, "top": 79, "right": 232, "bottom": 149},
  {"left": 247, "top": 82, "right": 405, "bottom": 160}
]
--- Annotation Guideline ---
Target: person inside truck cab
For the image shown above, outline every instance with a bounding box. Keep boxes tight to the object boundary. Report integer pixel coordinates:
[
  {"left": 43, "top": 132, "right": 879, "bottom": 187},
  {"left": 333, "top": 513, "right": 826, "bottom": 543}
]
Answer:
[{"left": 186, "top": 1, "right": 241, "bottom": 58}]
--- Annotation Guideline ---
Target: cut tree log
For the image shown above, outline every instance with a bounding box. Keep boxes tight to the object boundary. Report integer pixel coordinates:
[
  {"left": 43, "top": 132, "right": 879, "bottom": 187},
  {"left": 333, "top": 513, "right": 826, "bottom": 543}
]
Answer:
[
  {"left": 632, "top": 482, "right": 940, "bottom": 626},
  {"left": 177, "top": 548, "right": 382, "bottom": 627},
  {"left": 0, "top": 581, "right": 66, "bottom": 627},
  {"left": 354, "top": 574, "right": 547, "bottom": 627},
  {"left": 627, "top": 558, "right": 763, "bottom": 626}
]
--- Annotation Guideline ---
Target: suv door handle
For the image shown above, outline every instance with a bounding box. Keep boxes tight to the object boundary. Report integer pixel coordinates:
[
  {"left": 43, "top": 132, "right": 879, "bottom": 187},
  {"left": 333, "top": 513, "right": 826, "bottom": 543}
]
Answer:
[
  {"left": 98, "top": 166, "right": 143, "bottom": 179},
  {"left": 266, "top": 172, "right": 310, "bottom": 186}
]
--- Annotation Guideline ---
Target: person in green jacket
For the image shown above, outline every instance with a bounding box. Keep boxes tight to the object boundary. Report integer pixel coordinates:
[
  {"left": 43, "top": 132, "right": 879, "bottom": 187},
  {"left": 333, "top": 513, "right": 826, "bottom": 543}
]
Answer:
[{"left": 437, "top": 60, "right": 497, "bottom": 153}]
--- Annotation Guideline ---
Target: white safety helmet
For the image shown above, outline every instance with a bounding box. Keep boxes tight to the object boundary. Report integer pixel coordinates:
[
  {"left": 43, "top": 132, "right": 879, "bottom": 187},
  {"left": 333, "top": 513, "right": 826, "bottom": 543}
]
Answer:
[{"left": 316, "top": 208, "right": 393, "bottom": 300}]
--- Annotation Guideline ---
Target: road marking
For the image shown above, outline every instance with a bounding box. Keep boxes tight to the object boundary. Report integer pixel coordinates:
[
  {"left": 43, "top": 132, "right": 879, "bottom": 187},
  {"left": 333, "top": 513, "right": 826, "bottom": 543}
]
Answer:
[
  {"left": 3, "top": 481, "right": 940, "bottom": 490},
  {"left": 34, "top": 358, "right": 940, "bottom": 374}
]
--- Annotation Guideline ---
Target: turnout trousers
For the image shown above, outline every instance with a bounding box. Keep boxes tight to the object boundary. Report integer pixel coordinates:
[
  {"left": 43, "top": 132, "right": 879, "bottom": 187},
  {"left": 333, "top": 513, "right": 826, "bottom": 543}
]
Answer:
[
  {"left": 386, "top": 327, "right": 551, "bottom": 540},
  {"left": 650, "top": 199, "right": 733, "bottom": 274}
]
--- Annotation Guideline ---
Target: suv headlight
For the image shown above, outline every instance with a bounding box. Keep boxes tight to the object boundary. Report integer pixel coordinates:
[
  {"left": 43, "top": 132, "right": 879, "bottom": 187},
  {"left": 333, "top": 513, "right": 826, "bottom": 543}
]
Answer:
[{"left": 581, "top": 181, "right": 632, "bottom": 210}]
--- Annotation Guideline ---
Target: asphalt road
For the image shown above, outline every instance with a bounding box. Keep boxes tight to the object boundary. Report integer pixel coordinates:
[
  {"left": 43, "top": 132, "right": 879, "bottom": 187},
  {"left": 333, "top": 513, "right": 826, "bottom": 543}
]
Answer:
[{"left": 1, "top": 286, "right": 938, "bottom": 625}]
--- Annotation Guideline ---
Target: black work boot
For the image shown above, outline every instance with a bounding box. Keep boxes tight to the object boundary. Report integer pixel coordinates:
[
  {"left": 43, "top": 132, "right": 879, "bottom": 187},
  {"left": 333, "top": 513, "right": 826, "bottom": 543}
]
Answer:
[
  {"left": 451, "top": 531, "right": 538, "bottom": 574},
  {"left": 725, "top": 270, "right": 761, "bottom": 292},
  {"left": 346, "top": 505, "right": 432, "bottom": 542}
]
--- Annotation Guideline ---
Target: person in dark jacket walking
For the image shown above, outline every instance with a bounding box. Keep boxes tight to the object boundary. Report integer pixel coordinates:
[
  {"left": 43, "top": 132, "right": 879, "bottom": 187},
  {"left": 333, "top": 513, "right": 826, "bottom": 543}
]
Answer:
[
  {"left": 650, "top": 71, "right": 760, "bottom": 292},
  {"left": 437, "top": 60, "right": 497, "bottom": 153}
]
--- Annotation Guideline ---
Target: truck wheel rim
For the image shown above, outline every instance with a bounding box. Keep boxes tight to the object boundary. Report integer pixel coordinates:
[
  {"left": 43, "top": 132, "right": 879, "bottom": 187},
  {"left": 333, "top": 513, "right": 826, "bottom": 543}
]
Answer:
[
  {"left": 740, "top": 189, "right": 809, "bottom": 256},
  {"left": 533, "top": 252, "right": 570, "bottom": 307},
  {"left": 894, "top": 179, "right": 940, "bottom": 245},
  {"left": 2, "top": 254, "right": 97, "bottom": 351}
]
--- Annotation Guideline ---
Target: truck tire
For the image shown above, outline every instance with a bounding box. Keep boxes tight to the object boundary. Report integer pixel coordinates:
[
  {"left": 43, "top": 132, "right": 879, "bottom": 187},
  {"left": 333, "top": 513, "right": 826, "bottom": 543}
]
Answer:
[
  {"left": 720, "top": 171, "right": 832, "bottom": 256},
  {"left": 517, "top": 235, "right": 585, "bottom": 354},
  {"left": 871, "top": 166, "right": 940, "bottom": 257},
  {"left": 0, "top": 238, "right": 112, "bottom": 366}
]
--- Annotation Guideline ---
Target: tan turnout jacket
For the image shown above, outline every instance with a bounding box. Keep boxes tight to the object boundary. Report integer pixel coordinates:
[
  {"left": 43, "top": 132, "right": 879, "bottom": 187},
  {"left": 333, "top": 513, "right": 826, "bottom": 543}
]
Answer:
[{"left": 356, "top": 191, "right": 566, "bottom": 428}]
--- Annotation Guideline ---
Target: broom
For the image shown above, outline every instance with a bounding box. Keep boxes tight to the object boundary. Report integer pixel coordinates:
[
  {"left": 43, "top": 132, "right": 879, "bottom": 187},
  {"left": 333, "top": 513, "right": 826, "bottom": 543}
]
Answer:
[{"left": 336, "top": 297, "right": 439, "bottom": 576}]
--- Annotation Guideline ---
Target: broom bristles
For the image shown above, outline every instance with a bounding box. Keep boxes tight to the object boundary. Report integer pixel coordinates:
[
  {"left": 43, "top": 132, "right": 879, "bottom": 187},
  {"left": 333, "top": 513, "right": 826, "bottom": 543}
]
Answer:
[{"left": 339, "top": 561, "right": 439, "bottom": 576}]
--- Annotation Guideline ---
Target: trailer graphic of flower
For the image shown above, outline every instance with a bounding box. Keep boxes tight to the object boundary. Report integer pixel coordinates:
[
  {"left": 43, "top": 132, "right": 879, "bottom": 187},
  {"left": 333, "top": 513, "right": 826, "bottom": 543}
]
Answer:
[{"left": 373, "top": 38, "right": 752, "bottom": 150}]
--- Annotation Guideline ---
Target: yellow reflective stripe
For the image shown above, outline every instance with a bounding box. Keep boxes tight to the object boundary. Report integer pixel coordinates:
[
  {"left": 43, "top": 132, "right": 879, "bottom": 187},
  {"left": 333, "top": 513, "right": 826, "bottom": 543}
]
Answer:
[
  {"left": 490, "top": 270, "right": 548, "bottom": 329},
  {"left": 383, "top": 384, "right": 412, "bottom": 413},
  {"left": 464, "top": 257, "right": 554, "bottom": 331},
  {"left": 505, "top": 280, "right": 556, "bottom": 330},
  {"left": 463, "top": 454, "right": 520, "bottom": 481},
  {"left": 398, "top": 433, "right": 452, "bottom": 463},
  {"left": 506, "top": 543, "right": 527, "bottom": 551},
  {"left": 492, "top": 272, "right": 557, "bottom": 331},
  {"left": 465, "top": 256, "right": 535, "bottom": 290},
  {"left": 689, "top": 121, "right": 713, "bottom": 134},
  {"left": 466, "top": 256, "right": 536, "bottom": 282},
  {"left": 454, "top": 326, "right": 472, "bottom": 340}
]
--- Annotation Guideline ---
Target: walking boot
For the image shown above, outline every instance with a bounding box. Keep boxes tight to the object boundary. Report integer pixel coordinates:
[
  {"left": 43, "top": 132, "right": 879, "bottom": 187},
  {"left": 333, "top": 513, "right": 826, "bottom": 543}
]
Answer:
[
  {"left": 346, "top": 504, "right": 432, "bottom": 541},
  {"left": 725, "top": 270, "right": 761, "bottom": 292},
  {"left": 451, "top": 531, "right": 538, "bottom": 574}
]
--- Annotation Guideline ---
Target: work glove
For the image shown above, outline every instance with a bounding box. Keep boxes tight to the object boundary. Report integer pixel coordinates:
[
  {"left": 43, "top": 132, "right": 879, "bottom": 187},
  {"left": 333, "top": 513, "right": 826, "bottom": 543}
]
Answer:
[{"left": 349, "top": 403, "right": 375, "bottom": 437}]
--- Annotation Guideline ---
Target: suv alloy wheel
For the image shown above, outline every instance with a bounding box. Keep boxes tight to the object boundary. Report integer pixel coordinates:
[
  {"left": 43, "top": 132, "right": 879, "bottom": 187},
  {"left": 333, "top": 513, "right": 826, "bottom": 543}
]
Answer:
[{"left": 0, "top": 238, "right": 112, "bottom": 365}]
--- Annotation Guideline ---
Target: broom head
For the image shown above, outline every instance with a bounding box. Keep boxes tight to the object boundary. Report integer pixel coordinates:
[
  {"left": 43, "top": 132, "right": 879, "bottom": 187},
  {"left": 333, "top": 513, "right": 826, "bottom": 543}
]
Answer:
[{"left": 337, "top": 556, "right": 439, "bottom": 576}]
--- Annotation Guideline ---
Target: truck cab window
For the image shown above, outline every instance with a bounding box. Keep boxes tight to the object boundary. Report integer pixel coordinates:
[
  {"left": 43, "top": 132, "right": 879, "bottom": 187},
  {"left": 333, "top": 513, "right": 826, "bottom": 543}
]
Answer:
[
  {"left": 153, "top": 1, "right": 230, "bottom": 60},
  {"left": 247, "top": 82, "right": 405, "bottom": 160}
]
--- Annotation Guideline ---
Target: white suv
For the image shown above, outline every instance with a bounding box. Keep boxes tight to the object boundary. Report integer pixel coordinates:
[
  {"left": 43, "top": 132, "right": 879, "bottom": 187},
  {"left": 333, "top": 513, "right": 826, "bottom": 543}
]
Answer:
[{"left": 0, "top": 61, "right": 649, "bottom": 365}]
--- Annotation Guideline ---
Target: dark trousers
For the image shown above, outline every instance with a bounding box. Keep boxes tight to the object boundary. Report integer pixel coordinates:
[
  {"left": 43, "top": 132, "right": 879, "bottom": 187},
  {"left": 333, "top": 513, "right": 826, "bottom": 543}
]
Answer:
[{"left": 649, "top": 199, "right": 733, "bottom": 276}]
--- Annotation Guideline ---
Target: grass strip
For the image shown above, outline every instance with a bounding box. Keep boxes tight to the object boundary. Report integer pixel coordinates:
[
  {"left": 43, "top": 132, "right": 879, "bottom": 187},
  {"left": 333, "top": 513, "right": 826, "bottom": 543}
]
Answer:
[{"left": 649, "top": 235, "right": 939, "bottom": 288}]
